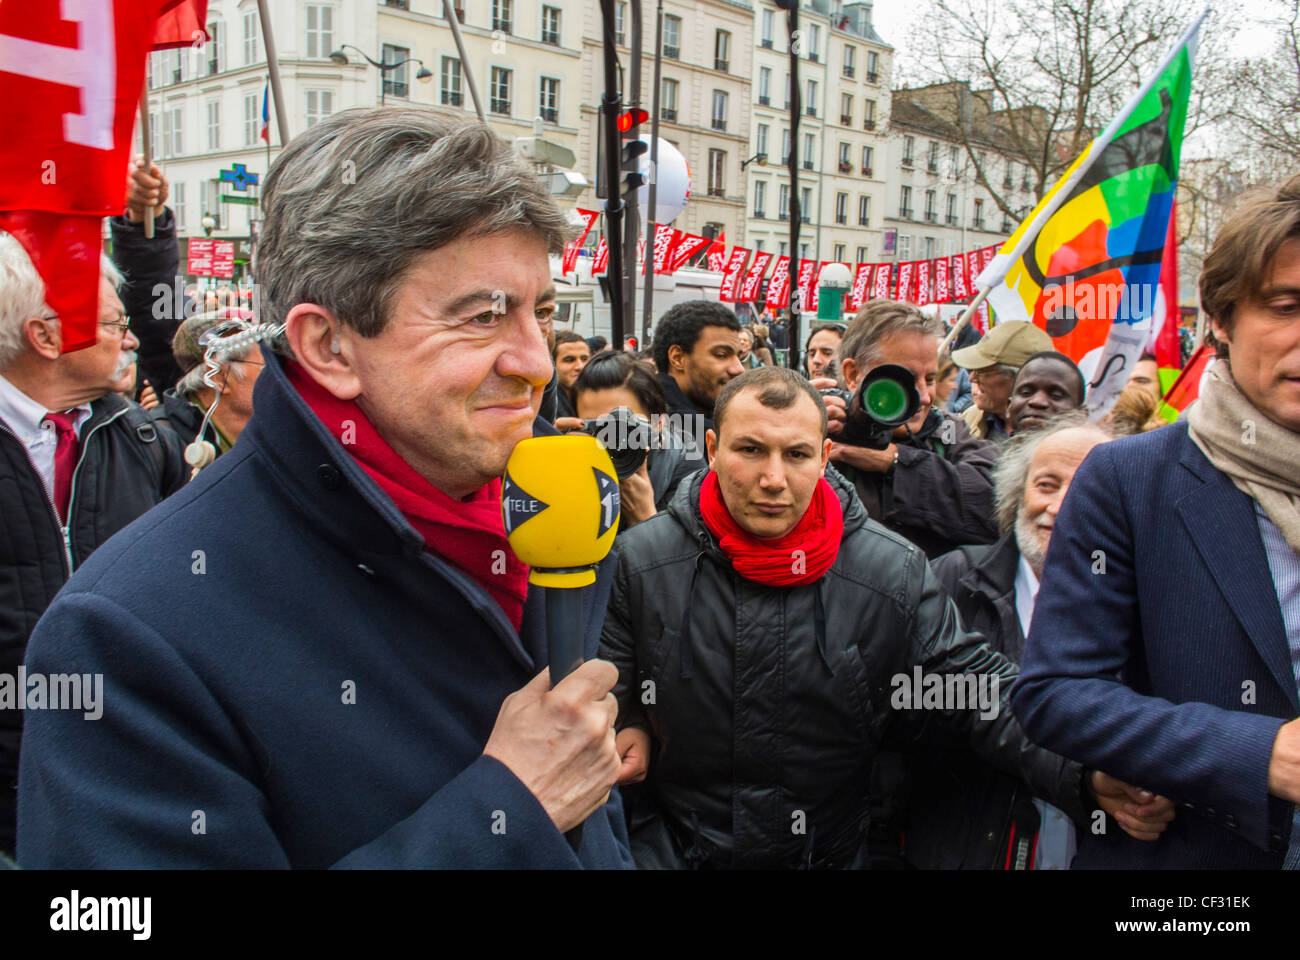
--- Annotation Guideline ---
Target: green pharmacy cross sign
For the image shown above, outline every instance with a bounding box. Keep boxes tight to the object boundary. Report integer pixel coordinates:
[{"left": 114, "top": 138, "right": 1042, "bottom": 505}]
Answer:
[{"left": 220, "top": 163, "right": 261, "bottom": 207}]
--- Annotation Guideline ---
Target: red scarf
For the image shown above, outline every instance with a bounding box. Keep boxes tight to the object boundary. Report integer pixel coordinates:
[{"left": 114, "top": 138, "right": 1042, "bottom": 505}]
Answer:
[
  {"left": 286, "top": 361, "right": 529, "bottom": 631},
  {"left": 698, "top": 470, "right": 844, "bottom": 586}
]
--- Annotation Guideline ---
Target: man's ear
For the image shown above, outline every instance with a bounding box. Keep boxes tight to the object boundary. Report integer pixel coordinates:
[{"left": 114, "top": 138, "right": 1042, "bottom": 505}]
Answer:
[
  {"left": 668, "top": 343, "right": 687, "bottom": 374},
  {"left": 841, "top": 355, "right": 860, "bottom": 391},
  {"left": 820, "top": 436, "right": 832, "bottom": 476},
  {"left": 23, "top": 316, "right": 62, "bottom": 360},
  {"left": 284, "top": 303, "right": 361, "bottom": 400},
  {"left": 1209, "top": 313, "right": 1231, "bottom": 351},
  {"left": 705, "top": 427, "right": 717, "bottom": 468}
]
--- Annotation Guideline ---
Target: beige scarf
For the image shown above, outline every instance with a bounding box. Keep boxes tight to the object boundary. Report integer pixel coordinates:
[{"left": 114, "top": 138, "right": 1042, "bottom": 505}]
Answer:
[{"left": 1187, "top": 362, "right": 1300, "bottom": 554}]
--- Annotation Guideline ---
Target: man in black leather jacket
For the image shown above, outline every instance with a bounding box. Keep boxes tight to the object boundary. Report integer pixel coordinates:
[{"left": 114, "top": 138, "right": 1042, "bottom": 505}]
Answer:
[{"left": 601, "top": 367, "right": 1172, "bottom": 868}]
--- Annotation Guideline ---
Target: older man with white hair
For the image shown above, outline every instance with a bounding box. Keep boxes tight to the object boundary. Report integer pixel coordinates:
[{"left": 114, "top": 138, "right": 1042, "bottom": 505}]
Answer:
[{"left": 0, "top": 236, "right": 187, "bottom": 854}]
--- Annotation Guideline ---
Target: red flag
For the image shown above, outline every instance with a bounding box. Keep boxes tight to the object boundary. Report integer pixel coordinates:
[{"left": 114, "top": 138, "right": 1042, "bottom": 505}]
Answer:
[
  {"left": 1149, "top": 204, "right": 1182, "bottom": 369},
  {"left": 152, "top": 0, "right": 208, "bottom": 50},
  {"left": 719, "top": 247, "right": 752, "bottom": 303},
  {"left": 915, "top": 260, "right": 932, "bottom": 305},
  {"left": 651, "top": 225, "right": 677, "bottom": 275},
  {"left": 1162, "top": 343, "right": 1213, "bottom": 413},
  {"left": 871, "top": 263, "right": 892, "bottom": 300},
  {"left": 705, "top": 230, "right": 728, "bottom": 272},
  {"left": 591, "top": 235, "right": 608, "bottom": 275},
  {"left": 934, "top": 257, "right": 950, "bottom": 303},
  {"left": 980, "top": 244, "right": 997, "bottom": 270},
  {"left": 0, "top": 0, "right": 180, "bottom": 350},
  {"left": 739, "top": 251, "right": 773, "bottom": 302},
  {"left": 765, "top": 256, "right": 791, "bottom": 310},
  {"left": 668, "top": 233, "right": 711, "bottom": 273},
  {"left": 561, "top": 208, "right": 600, "bottom": 275},
  {"left": 973, "top": 301, "right": 990, "bottom": 336},
  {"left": 795, "top": 260, "right": 819, "bottom": 312},
  {"left": 896, "top": 261, "right": 917, "bottom": 303},
  {"left": 848, "top": 263, "right": 873, "bottom": 312},
  {"left": 950, "top": 253, "right": 969, "bottom": 299},
  {"left": 965, "top": 250, "right": 982, "bottom": 294}
]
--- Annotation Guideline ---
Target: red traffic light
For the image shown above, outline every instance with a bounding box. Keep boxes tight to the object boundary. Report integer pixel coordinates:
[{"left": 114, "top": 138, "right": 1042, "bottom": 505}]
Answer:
[{"left": 617, "top": 109, "right": 649, "bottom": 133}]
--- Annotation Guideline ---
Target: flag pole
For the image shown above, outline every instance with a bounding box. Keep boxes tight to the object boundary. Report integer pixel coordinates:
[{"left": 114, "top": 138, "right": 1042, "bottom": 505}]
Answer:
[
  {"left": 443, "top": 0, "right": 486, "bottom": 122},
  {"left": 256, "top": 0, "right": 290, "bottom": 145},
  {"left": 938, "top": 284, "right": 990, "bottom": 353},
  {"left": 138, "top": 89, "right": 154, "bottom": 239}
]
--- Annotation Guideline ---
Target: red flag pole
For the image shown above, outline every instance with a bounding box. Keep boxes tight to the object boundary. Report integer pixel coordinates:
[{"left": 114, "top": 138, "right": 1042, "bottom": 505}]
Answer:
[{"left": 139, "top": 88, "right": 154, "bottom": 239}]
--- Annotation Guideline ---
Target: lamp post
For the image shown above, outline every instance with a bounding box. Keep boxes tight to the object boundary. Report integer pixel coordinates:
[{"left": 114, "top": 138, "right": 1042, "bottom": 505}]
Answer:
[
  {"left": 329, "top": 44, "right": 433, "bottom": 105},
  {"left": 741, "top": 152, "right": 768, "bottom": 170}
]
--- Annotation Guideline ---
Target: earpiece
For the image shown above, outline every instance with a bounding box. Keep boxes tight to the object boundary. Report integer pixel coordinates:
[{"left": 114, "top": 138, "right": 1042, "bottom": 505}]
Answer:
[
  {"left": 184, "top": 438, "right": 216, "bottom": 479},
  {"left": 330, "top": 337, "right": 341, "bottom": 355}
]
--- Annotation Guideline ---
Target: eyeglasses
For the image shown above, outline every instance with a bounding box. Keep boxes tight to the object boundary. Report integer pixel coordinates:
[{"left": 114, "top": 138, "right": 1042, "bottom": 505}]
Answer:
[{"left": 99, "top": 314, "right": 131, "bottom": 337}]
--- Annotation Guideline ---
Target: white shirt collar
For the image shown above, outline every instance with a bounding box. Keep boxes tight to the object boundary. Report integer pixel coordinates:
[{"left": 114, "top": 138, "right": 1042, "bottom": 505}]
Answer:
[
  {"left": 0, "top": 372, "right": 92, "bottom": 440},
  {"left": 1014, "top": 554, "right": 1041, "bottom": 638}
]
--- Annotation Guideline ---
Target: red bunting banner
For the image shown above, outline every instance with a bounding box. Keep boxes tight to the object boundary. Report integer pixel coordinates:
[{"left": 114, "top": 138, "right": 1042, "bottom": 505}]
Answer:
[
  {"left": 739, "top": 251, "right": 773, "bottom": 302},
  {"left": 669, "top": 232, "right": 711, "bottom": 273},
  {"left": 651, "top": 226, "right": 677, "bottom": 274},
  {"left": 934, "top": 256, "right": 950, "bottom": 303},
  {"left": 719, "top": 247, "right": 752, "bottom": 302},
  {"left": 896, "top": 261, "right": 917, "bottom": 303},
  {"left": 795, "top": 260, "right": 820, "bottom": 312},
  {"left": 848, "top": 263, "right": 873, "bottom": 312},
  {"left": 966, "top": 249, "right": 982, "bottom": 292},
  {"left": 950, "top": 253, "right": 969, "bottom": 299},
  {"left": 915, "top": 260, "right": 932, "bottom": 305},
  {"left": 871, "top": 263, "right": 892, "bottom": 300},
  {"left": 705, "top": 231, "right": 728, "bottom": 272},
  {"left": 591, "top": 235, "right": 608, "bottom": 275},
  {"left": 765, "top": 256, "right": 791, "bottom": 309},
  {"left": 561, "top": 208, "right": 600, "bottom": 275}
]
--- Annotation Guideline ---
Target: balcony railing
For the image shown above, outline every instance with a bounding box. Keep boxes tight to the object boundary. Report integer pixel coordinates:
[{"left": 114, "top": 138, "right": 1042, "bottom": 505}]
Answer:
[
  {"left": 715, "top": 58, "right": 729, "bottom": 72},
  {"left": 802, "top": 159, "right": 813, "bottom": 170},
  {"left": 861, "top": 166, "right": 872, "bottom": 177},
  {"left": 441, "top": 90, "right": 463, "bottom": 106},
  {"left": 1003, "top": 176, "right": 1013, "bottom": 188},
  {"left": 806, "top": 105, "right": 816, "bottom": 117},
  {"left": 761, "top": 37, "right": 773, "bottom": 48},
  {"left": 900, "top": 206, "right": 913, "bottom": 219},
  {"left": 664, "top": 44, "right": 680, "bottom": 59},
  {"left": 809, "top": 51, "right": 819, "bottom": 62},
  {"left": 924, "top": 211, "right": 936, "bottom": 222},
  {"left": 901, "top": 157, "right": 913, "bottom": 168},
  {"left": 945, "top": 213, "right": 957, "bottom": 225},
  {"left": 492, "top": 18, "right": 512, "bottom": 33},
  {"left": 835, "top": 214, "right": 847, "bottom": 225},
  {"left": 541, "top": 30, "right": 560, "bottom": 45},
  {"left": 863, "top": 118, "right": 875, "bottom": 130},
  {"left": 539, "top": 106, "right": 558, "bottom": 123},
  {"left": 843, "top": 66, "right": 855, "bottom": 78},
  {"left": 661, "top": 107, "right": 676, "bottom": 121},
  {"left": 707, "top": 186, "right": 725, "bottom": 197},
  {"left": 711, "top": 118, "right": 726, "bottom": 131},
  {"left": 973, "top": 217, "right": 985, "bottom": 229},
  {"left": 866, "top": 71, "right": 879, "bottom": 83},
  {"left": 754, "top": 209, "right": 766, "bottom": 219},
  {"left": 840, "top": 115, "right": 852, "bottom": 126},
  {"left": 758, "top": 95, "right": 770, "bottom": 106},
  {"left": 838, "top": 161, "right": 852, "bottom": 173}
]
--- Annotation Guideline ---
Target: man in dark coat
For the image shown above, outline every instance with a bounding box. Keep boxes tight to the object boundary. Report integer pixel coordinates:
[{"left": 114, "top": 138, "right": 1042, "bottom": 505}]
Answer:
[
  {"left": 0, "top": 239, "right": 186, "bottom": 855},
  {"left": 827, "top": 299, "right": 999, "bottom": 558},
  {"left": 652, "top": 301, "right": 745, "bottom": 434},
  {"left": 18, "top": 108, "right": 632, "bottom": 868},
  {"left": 601, "top": 367, "right": 1162, "bottom": 868},
  {"left": 1013, "top": 174, "right": 1300, "bottom": 868}
]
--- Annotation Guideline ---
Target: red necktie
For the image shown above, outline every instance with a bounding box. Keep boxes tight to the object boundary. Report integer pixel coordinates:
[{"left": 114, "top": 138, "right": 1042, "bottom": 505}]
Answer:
[{"left": 42, "top": 411, "right": 81, "bottom": 523}]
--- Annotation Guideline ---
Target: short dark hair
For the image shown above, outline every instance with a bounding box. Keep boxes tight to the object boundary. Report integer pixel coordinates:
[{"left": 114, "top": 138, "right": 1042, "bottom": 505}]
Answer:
[
  {"left": 585, "top": 336, "right": 607, "bottom": 353},
  {"left": 652, "top": 301, "right": 742, "bottom": 373},
  {"left": 1201, "top": 172, "right": 1300, "bottom": 358},
  {"left": 1016, "top": 350, "right": 1086, "bottom": 405},
  {"left": 713, "top": 366, "right": 828, "bottom": 439},
  {"left": 553, "top": 328, "right": 586, "bottom": 360},
  {"left": 573, "top": 350, "right": 666, "bottom": 415}
]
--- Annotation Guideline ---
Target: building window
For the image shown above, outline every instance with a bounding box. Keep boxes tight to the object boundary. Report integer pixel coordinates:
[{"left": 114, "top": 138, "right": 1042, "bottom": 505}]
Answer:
[
  {"left": 843, "top": 45, "right": 856, "bottom": 77},
  {"left": 162, "top": 105, "right": 183, "bottom": 157},
  {"left": 663, "top": 15, "right": 680, "bottom": 59},
  {"left": 946, "top": 192, "right": 957, "bottom": 224},
  {"left": 754, "top": 180, "right": 767, "bottom": 218},
  {"left": 305, "top": 4, "right": 333, "bottom": 59},
  {"left": 902, "top": 136, "right": 915, "bottom": 167},
  {"left": 382, "top": 44, "right": 411, "bottom": 98},
  {"left": 856, "top": 245, "right": 868, "bottom": 262},
  {"left": 840, "top": 93, "right": 852, "bottom": 126},
  {"left": 974, "top": 198, "right": 985, "bottom": 229},
  {"left": 781, "top": 129, "right": 790, "bottom": 164},
  {"left": 833, "top": 243, "right": 845, "bottom": 262},
  {"left": 714, "top": 30, "right": 730, "bottom": 72},
  {"left": 861, "top": 144, "right": 874, "bottom": 175},
  {"left": 707, "top": 149, "right": 725, "bottom": 197},
  {"left": 949, "top": 144, "right": 960, "bottom": 175},
  {"left": 837, "top": 141, "right": 850, "bottom": 172},
  {"left": 441, "top": 57, "right": 463, "bottom": 106},
  {"left": 835, "top": 192, "right": 847, "bottom": 225},
  {"left": 785, "top": 72, "right": 791, "bottom": 108},
  {"left": 492, "top": 0, "right": 512, "bottom": 33},
  {"left": 615, "top": 2, "right": 625, "bottom": 45},
  {"left": 755, "top": 239, "right": 765, "bottom": 252},
  {"left": 779, "top": 241, "right": 788, "bottom": 256},
  {"left": 242, "top": 9, "right": 259, "bottom": 65},
  {"left": 925, "top": 236, "right": 935, "bottom": 259},
  {"left": 800, "top": 187, "right": 812, "bottom": 222},
  {"left": 206, "top": 20, "right": 224, "bottom": 75},
  {"left": 758, "top": 67, "right": 771, "bottom": 105},
  {"left": 541, "top": 5, "right": 561, "bottom": 44},
  {"left": 243, "top": 92, "right": 258, "bottom": 146},
  {"left": 808, "top": 24, "right": 820, "bottom": 60},
  {"left": 924, "top": 189, "right": 936, "bottom": 221},
  {"left": 802, "top": 132, "right": 815, "bottom": 170},
  {"left": 489, "top": 66, "right": 511, "bottom": 115},
  {"left": 761, "top": 9, "right": 773, "bottom": 45},
  {"left": 866, "top": 49, "right": 879, "bottom": 82},
  {"left": 858, "top": 194, "right": 870, "bottom": 226},
  {"left": 539, "top": 77, "right": 559, "bottom": 123},
  {"left": 442, "top": 0, "right": 465, "bottom": 21},
  {"left": 863, "top": 98, "right": 876, "bottom": 130},
  {"left": 801, "top": 242, "right": 810, "bottom": 259},
  {"left": 205, "top": 100, "right": 220, "bottom": 151},
  {"left": 173, "top": 181, "right": 186, "bottom": 231},
  {"left": 756, "top": 123, "right": 768, "bottom": 157},
  {"left": 661, "top": 78, "right": 678, "bottom": 121},
  {"left": 805, "top": 79, "right": 817, "bottom": 116},
  {"left": 711, "top": 90, "right": 727, "bottom": 131},
  {"left": 927, "top": 140, "right": 939, "bottom": 172},
  {"left": 900, "top": 184, "right": 913, "bottom": 218},
  {"left": 778, "top": 183, "right": 789, "bottom": 220},
  {"left": 306, "top": 89, "right": 334, "bottom": 128}
]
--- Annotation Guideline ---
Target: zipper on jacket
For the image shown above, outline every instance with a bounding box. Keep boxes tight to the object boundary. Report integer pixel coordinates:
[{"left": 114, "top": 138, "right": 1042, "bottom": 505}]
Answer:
[
  {"left": 0, "top": 422, "right": 72, "bottom": 577},
  {"left": 62, "top": 408, "right": 129, "bottom": 575}
]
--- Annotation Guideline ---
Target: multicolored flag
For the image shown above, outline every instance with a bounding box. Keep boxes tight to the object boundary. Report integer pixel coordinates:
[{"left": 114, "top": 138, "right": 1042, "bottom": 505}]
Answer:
[{"left": 976, "top": 11, "right": 1204, "bottom": 417}]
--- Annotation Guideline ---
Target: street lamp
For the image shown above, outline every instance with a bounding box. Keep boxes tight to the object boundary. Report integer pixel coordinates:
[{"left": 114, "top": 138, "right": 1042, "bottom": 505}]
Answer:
[
  {"left": 201, "top": 213, "right": 216, "bottom": 237},
  {"left": 741, "top": 152, "right": 768, "bottom": 170},
  {"left": 329, "top": 44, "right": 433, "bottom": 105}
]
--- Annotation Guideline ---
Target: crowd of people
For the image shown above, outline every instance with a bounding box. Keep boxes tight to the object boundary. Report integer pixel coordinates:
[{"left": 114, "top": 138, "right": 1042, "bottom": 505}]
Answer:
[{"left": 1, "top": 107, "right": 1297, "bottom": 870}]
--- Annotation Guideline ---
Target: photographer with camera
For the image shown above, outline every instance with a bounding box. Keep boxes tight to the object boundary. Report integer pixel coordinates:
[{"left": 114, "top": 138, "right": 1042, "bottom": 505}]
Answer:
[
  {"left": 572, "top": 352, "right": 703, "bottom": 531},
  {"left": 824, "top": 300, "right": 999, "bottom": 559}
]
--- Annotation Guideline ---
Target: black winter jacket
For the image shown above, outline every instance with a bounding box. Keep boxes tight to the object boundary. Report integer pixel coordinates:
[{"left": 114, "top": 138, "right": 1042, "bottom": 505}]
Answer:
[
  {"left": 110, "top": 209, "right": 183, "bottom": 395},
  {"left": 894, "top": 533, "right": 1090, "bottom": 868},
  {"left": 657, "top": 372, "right": 713, "bottom": 434},
  {"left": 598, "top": 466, "right": 1088, "bottom": 869},
  {"left": 0, "top": 392, "right": 187, "bottom": 850},
  {"left": 837, "top": 407, "right": 999, "bottom": 558}
]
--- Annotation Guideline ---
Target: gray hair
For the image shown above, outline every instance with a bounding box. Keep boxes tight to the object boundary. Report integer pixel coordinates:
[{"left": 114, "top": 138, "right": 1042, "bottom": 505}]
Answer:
[
  {"left": 840, "top": 299, "right": 944, "bottom": 370},
  {"left": 993, "top": 412, "right": 1113, "bottom": 533},
  {"left": 255, "top": 107, "right": 574, "bottom": 347},
  {"left": 0, "top": 233, "right": 122, "bottom": 368}
]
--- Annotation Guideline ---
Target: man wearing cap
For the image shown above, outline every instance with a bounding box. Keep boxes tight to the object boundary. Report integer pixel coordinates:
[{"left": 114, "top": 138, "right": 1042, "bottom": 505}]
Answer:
[{"left": 952, "top": 321, "right": 1056, "bottom": 443}]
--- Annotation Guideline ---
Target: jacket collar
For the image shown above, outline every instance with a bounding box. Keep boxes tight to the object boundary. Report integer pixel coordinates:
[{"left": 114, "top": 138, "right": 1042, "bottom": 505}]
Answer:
[
  {"left": 957, "top": 530, "right": 1021, "bottom": 603},
  {"left": 657, "top": 372, "right": 711, "bottom": 424},
  {"left": 1173, "top": 424, "right": 1297, "bottom": 708}
]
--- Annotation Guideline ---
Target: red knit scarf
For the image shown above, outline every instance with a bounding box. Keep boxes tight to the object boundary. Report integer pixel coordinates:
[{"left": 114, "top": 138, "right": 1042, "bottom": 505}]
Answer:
[
  {"left": 698, "top": 470, "right": 844, "bottom": 586},
  {"left": 286, "top": 361, "right": 529, "bottom": 631}
]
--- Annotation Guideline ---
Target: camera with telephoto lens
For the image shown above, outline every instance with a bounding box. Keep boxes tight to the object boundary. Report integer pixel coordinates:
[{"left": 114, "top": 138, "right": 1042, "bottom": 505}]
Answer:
[
  {"left": 578, "top": 406, "right": 651, "bottom": 480},
  {"left": 832, "top": 363, "right": 922, "bottom": 450}
]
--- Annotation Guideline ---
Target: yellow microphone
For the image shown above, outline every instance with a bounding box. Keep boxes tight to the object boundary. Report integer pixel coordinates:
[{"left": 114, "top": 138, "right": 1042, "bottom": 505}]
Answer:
[{"left": 502, "top": 435, "right": 621, "bottom": 683}]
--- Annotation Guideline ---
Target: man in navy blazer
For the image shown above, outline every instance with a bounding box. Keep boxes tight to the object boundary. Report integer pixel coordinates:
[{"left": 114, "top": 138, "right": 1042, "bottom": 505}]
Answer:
[
  {"left": 17, "top": 108, "right": 633, "bottom": 868},
  {"left": 1013, "top": 173, "right": 1300, "bottom": 868}
]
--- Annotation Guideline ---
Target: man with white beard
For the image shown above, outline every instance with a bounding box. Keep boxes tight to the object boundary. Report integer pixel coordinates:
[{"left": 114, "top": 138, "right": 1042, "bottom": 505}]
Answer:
[
  {"left": 896, "top": 413, "right": 1176, "bottom": 868},
  {"left": 0, "top": 236, "right": 186, "bottom": 855}
]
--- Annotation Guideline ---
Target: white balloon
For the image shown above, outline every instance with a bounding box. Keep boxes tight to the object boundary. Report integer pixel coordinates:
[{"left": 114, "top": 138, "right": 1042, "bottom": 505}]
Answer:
[{"left": 598, "top": 137, "right": 692, "bottom": 225}]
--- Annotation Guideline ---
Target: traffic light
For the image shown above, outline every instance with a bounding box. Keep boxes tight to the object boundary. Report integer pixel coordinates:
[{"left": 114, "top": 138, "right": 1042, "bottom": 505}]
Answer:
[{"left": 596, "top": 109, "right": 651, "bottom": 199}]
